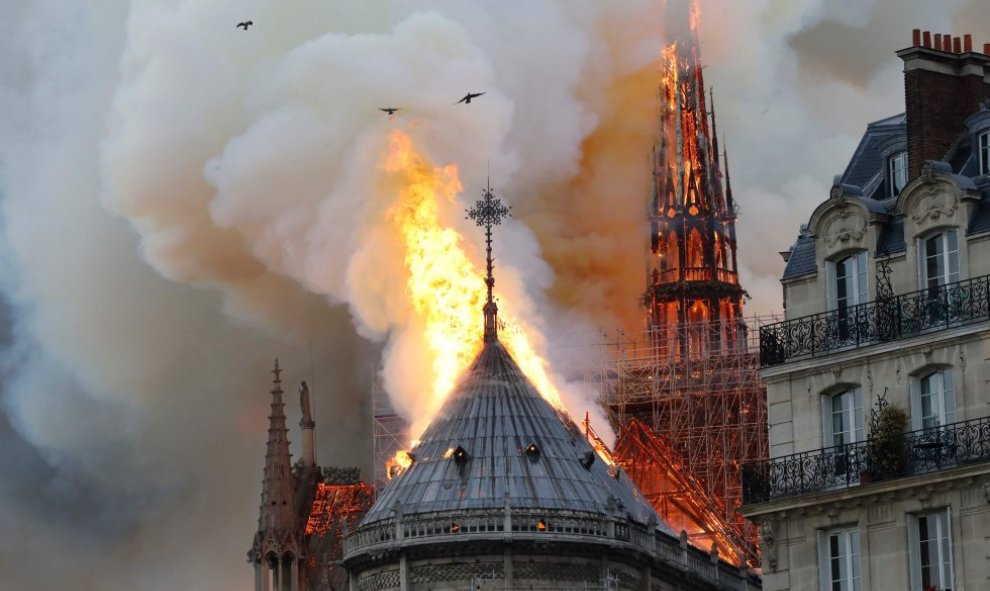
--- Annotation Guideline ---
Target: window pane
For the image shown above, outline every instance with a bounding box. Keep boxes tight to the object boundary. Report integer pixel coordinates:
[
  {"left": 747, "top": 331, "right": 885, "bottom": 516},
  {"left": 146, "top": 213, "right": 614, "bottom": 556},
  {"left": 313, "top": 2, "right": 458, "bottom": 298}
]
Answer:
[
  {"left": 947, "top": 230, "right": 959, "bottom": 283},
  {"left": 919, "top": 515, "right": 933, "bottom": 587},
  {"left": 920, "top": 374, "right": 935, "bottom": 428},
  {"left": 890, "top": 152, "right": 907, "bottom": 195},
  {"left": 836, "top": 258, "right": 849, "bottom": 303},
  {"left": 914, "top": 510, "right": 953, "bottom": 591},
  {"left": 856, "top": 252, "right": 868, "bottom": 305},
  {"left": 926, "top": 236, "right": 943, "bottom": 288},
  {"left": 832, "top": 393, "right": 849, "bottom": 446}
]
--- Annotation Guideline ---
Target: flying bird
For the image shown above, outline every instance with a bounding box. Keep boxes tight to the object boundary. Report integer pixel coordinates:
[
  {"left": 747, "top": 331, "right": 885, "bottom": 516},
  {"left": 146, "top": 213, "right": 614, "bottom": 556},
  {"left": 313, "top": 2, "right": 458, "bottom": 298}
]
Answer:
[
  {"left": 236, "top": 20, "right": 253, "bottom": 30},
  {"left": 379, "top": 107, "right": 400, "bottom": 116},
  {"left": 455, "top": 92, "right": 485, "bottom": 105}
]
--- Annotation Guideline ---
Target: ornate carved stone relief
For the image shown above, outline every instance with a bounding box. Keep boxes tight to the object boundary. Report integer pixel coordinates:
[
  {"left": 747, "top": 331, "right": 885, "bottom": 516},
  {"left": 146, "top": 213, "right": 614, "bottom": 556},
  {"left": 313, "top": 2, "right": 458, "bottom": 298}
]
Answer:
[
  {"left": 911, "top": 183, "right": 957, "bottom": 225},
  {"left": 821, "top": 208, "right": 866, "bottom": 248},
  {"left": 760, "top": 519, "right": 778, "bottom": 572}
]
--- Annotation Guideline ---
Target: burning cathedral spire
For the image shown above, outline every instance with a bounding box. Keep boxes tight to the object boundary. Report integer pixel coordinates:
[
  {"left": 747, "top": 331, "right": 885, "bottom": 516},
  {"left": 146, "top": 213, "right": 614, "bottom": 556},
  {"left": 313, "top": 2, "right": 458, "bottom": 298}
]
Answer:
[
  {"left": 648, "top": 0, "right": 744, "bottom": 357},
  {"left": 339, "top": 178, "right": 759, "bottom": 591},
  {"left": 601, "top": 0, "right": 767, "bottom": 568}
]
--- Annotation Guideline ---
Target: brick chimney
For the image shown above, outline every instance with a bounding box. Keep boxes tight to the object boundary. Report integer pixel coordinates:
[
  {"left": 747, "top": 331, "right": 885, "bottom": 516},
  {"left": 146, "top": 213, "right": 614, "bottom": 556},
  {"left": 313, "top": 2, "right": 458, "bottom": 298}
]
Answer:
[{"left": 898, "top": 29, "right": 990, "bottom": 178}]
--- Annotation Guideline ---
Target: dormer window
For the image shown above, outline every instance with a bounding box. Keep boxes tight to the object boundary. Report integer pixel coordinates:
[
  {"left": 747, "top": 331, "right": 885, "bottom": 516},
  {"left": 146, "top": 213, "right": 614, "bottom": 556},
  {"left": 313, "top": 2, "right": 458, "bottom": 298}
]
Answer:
[
  {"left": 889, "top": 151, "right": 908, "bottom": 196},
  {"left": 979, "top": 130, "right": 989, "bottom": 175}
]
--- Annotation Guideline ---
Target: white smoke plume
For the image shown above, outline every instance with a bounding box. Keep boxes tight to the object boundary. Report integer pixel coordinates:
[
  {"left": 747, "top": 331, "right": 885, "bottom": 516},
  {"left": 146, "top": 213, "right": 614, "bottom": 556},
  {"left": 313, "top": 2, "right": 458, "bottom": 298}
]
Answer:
[{"left": 0, "top": 1, "right": 983, "bottom": 589}]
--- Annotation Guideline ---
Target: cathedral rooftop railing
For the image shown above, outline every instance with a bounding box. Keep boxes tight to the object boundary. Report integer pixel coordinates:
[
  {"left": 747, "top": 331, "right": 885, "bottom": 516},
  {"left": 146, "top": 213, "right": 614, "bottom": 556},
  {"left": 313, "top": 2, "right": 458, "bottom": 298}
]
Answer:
[
  {"left": 342, "top": 506, "right": 756, "bottom": 591},
  {"left": 657, "top": 266, "right": 737, "bottom": 284},
  {"left": 759, "top": 272, "right": 990, "bottom": 367},
  {"left": 741, "top": 414, "right": 990, "bottom": 505}
]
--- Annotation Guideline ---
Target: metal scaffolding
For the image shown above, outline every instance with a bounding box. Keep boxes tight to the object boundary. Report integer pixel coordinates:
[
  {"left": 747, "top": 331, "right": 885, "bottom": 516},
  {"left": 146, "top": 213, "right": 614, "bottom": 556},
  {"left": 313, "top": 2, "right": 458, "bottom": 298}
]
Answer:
[
  {"left": 584, "top": 315, "right": 776, "bottom": 564},
  {"left": 371, "top": 376, "right": 407, "bottom": 487}
]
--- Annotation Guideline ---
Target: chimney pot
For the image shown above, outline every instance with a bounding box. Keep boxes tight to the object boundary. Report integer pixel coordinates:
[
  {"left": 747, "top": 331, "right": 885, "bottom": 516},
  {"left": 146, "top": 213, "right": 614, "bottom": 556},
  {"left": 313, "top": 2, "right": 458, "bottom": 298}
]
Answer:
[
  {"left": 944, "top": 33, "right": 951, "bottom": 50},
  {"left": 964, "top": 34, "right": 973, "bottom": 52},
  {"left": 923, "top": 31, "right": 932, "bottom": 48},
  {"left": 985, "top": 43, "right": 990, "bottom": 55},
  {"left": 913, "top": 29, "right": 921, "bottom": 46},
  {"left": 953, "top": 37, "right": 961, "bottom": 53},
  {"left": 934, "top": 34, "right": 943, "bottom": 51}
]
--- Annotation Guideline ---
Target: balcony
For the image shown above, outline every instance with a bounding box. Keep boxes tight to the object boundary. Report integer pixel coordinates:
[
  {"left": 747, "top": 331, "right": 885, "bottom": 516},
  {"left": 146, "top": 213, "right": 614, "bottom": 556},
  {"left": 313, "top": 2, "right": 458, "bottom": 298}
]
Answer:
[
  {"left": 760, "top": 274, "right": 990, "bottom": 367},
  {"left": 741, "top": 416, "right": 990, "bottom": 505}
]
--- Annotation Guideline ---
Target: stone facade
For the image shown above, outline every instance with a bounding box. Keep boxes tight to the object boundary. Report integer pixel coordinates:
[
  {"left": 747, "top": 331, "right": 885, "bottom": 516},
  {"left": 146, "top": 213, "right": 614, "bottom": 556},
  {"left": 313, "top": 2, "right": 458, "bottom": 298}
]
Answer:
[{"left": 743, "top": 31, "right": 990, "bottom": 591}]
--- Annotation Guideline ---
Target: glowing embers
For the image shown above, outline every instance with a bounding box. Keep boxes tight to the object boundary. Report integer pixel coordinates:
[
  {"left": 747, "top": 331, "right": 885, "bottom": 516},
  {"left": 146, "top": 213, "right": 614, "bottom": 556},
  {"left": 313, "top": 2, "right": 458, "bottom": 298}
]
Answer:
[
  {"left": 537, "top": 519, "right": 547, "bottom": 531},
  {"left": 303, "top": 483, "right": 376, "bottom": 537}
]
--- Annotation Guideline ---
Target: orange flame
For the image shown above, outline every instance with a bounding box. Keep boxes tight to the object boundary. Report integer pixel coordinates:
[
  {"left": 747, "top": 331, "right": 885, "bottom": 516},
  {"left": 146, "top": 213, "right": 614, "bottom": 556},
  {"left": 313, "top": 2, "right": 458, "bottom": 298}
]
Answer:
[
  {"left": 385, "top": 449, "right": 415, "bottom": 479},
  {"left": 381, "top": 129, "right": 564, "bottom": 442},
  {"left": 689, "top": 0, "right": 701, "bottom": 33}
]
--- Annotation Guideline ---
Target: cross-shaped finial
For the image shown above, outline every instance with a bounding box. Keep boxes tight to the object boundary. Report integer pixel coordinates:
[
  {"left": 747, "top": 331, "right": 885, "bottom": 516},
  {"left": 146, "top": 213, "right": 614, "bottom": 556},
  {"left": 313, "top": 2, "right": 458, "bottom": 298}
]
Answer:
[{"left": 466, "top": 179, "right": 511, "bottom": 342}]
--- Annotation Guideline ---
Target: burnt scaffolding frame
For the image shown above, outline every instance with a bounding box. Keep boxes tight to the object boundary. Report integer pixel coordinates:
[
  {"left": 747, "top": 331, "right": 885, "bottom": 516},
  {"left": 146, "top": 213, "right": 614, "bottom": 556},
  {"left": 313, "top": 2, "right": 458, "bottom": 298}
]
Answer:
[{"left": 578, "top": 315, "right": 778, "bottom": 562}]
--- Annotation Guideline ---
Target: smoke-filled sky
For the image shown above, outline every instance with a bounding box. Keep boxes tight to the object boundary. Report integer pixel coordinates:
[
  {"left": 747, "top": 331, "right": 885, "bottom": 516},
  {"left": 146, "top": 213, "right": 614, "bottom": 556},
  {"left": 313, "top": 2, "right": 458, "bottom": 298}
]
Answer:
[{"left": 0, "top": 1, "right": 987, "bottom": 589}]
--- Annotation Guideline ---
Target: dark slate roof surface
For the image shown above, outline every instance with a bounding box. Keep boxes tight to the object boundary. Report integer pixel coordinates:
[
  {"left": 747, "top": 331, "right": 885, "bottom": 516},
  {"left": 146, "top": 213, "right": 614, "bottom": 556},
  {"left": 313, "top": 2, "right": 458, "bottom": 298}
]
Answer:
[
  {"left": 877, "top": 217, "right": 906, "bottom": 254},
  {"left": 361, "top": 340, "right": 670, "bottom": 533},
  {"left": 781, "top": 233, "right": 817, "bottom": 281},
  {"left": 840, "top": 113, "right": 906, "bottom": 196}
]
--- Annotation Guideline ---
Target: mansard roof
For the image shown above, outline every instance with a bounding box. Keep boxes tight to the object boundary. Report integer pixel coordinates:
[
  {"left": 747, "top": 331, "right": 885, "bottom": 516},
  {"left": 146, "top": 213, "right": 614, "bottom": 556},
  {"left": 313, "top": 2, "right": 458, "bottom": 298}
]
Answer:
[
  {"left": 360, "top": 340, "right": 669, "bottom": 532},
  {"left": 782, "top": 110, "right": 990, "bottom": 282},
  {"left": 839, "top": 113, "right": 906, "bottom": 197}
]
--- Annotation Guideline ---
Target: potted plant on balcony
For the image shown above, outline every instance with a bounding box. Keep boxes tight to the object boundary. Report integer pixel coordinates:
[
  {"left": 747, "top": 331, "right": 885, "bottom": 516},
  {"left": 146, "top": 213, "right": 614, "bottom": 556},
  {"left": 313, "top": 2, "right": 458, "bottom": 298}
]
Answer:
[{"left": 865, "top": 394, "right": 909, "bottom": 481}]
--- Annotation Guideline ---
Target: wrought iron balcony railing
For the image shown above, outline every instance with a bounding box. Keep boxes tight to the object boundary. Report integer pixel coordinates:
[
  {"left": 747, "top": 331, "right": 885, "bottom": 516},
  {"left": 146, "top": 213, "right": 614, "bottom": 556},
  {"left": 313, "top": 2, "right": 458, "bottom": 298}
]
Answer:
[
  {"left": 741, "top": 415, "right": 990, "bottom": 505},
  {"left": 760, "top": 274, "right": 990, "bottom": 367}
]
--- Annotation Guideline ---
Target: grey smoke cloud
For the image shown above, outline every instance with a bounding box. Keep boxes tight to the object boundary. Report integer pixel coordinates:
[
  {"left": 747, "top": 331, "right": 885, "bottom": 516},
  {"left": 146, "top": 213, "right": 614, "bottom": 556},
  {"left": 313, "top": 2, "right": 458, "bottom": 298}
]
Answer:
[{"left": 0, "top": 1, "right": 980, "bottom": 589}]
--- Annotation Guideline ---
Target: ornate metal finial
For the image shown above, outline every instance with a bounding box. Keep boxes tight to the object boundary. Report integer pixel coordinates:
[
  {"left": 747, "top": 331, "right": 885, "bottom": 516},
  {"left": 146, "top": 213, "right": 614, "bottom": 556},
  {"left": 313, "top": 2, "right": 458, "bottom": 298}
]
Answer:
[{"left": 466, "top": 179, "right": 511, "bottom": 342}]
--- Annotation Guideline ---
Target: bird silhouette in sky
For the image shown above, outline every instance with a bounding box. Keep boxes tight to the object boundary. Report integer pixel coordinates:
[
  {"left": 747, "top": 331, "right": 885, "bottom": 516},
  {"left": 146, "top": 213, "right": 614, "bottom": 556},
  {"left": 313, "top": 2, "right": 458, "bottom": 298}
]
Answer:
[
  {"left": 379, "top": 107, "right": 400, "bottom": 116},
  {"left": 236, "top": 20, "right": 253, "bottom": 30},
  {"left": 456, "top": 92, "right": 485, "bottom": 104}
]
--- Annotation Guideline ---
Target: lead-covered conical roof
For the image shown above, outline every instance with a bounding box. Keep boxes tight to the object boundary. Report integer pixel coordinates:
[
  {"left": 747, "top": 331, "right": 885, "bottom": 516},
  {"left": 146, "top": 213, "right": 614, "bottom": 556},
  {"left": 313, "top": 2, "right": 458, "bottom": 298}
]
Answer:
[{"left": 361, "top": 340, "right": 672, "bottom": 534}]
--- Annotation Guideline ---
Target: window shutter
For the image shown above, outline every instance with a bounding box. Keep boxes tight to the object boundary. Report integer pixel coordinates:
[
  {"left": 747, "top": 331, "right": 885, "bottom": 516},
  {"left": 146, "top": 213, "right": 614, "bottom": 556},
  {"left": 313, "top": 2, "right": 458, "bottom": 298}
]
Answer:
[
  {"left": 853, "top": 388, "right": 864, "bottom": 443},
  {"left": 942, "top": 370, "right": 956, "bottom": 425},
  {"left": 908, "top": 514, "right": 921, "bottom": 591},
  {"left": 909, "top": 377, "right": 922, "bottom": 430},
  {"left": 817, "top": 529, "right": 830, "bottom": 591}
]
